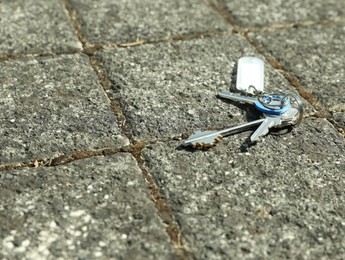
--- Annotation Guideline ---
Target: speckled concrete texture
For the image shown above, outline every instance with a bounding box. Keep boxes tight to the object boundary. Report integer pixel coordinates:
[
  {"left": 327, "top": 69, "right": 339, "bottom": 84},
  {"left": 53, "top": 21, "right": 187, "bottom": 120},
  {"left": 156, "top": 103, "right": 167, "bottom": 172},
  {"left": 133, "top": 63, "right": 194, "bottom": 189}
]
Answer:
[
  {"left": 0, "top": 54, "right": 128, "bottom": 163},
  {"left": 0, "top": 0, "right": 82, "bottom": 55},
  {"left": 69, "top": 0, "right": 231, "bottom": 45},
  {"left": 0, "top": 154, "right": 175, "bottom": 259},
  {"left": 215, "top": 0, "right": 345, "bottom": 28},
  {"left": 0, "top": 0, "right": 344, "bottom": 259},
  {"left": 143, "top": 118, "right": 345, "bottom": 259}
]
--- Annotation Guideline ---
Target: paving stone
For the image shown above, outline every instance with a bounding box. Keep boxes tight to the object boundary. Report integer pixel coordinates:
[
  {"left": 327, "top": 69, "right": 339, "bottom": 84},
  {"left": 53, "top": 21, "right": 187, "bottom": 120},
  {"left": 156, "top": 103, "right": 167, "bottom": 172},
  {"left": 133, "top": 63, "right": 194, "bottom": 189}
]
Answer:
[
  {"left": 334, "top": 112, "right": 345, "bottom": 130},
  {"left": 98, "top": 35, "right": 310, "bottom": 142},
  {"left": 69, "top": 0, "right": 231, "bottom": 45},
  {"left": 0, "top": 54, "right": 129, "bottom": 164},
  {"left": 0, "top": 0, "right": 82, "bottom": 55},
  {"left": 215, "top": 0, "right": 345, "bottom": 28},
  {"left": 250, "top": 24, "right": 345, "bottom": 115},
  {"left": 0, "top": 154, "right": 176, "bottom": 259},
  {"left": 142, "top": 118, "right": 345, "bottom": 259}
]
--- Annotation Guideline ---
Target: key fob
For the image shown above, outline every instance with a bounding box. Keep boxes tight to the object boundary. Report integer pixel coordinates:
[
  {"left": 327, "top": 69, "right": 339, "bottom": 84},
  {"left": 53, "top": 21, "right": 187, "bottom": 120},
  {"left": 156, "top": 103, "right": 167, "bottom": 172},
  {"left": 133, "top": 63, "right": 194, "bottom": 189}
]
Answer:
[{"left": 236, "top": 57, "right": 264, "bottom": 94}]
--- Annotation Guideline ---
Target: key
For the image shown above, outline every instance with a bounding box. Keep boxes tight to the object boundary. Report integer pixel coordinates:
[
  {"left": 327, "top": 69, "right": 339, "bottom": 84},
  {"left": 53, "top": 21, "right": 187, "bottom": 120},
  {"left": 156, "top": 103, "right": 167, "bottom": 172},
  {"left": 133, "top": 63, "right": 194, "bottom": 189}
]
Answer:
[
  {"left": 218, "top": 91, "right": 290, "bottom": 115},
  {"left": 185, "top": 106, "right": 300, "bottom": 148},
  {"left": 250, "top": 116, "right": 281, "bottom": 142},
  {"left": 185, "top": 118, "right": 265, "bottom": 148},
  {"left": 250, "top": 106, "right": 300, "bottom": 142}
]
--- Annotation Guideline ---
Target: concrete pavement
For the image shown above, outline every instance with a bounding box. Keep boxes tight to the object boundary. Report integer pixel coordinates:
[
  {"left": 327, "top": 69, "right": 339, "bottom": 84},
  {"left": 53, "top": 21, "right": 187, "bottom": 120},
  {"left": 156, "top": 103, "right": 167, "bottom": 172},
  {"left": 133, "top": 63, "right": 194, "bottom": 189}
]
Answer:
[{"left": 0, "top": 0, "right": 344, "bottom": 259}]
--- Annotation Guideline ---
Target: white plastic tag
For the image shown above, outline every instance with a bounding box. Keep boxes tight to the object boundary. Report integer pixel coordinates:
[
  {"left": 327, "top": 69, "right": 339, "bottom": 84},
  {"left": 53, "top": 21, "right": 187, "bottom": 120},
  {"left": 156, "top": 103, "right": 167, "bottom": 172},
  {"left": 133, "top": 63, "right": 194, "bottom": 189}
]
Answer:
[{"left": 236, "top": 57, "right": 264, "bottom": 94}]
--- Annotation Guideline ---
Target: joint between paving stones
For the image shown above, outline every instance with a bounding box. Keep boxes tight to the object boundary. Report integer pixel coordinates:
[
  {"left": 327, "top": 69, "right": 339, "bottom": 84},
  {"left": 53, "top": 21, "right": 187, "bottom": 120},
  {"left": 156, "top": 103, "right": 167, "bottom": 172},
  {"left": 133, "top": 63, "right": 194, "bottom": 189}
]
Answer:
[
  {"left": 0, "top": 147, "right": 124, "bottom": 172},
  {"left": 62, "top": 0, "right": 134, "bottom": 141},
  {"left": 115, "top": 30, "right": 234, "bottom": 49},
  {"left": 207, "top": 0, "right": 239, "bottom": 32},
  {"left": 60, "top": 3, "right": 195, "bottom": 256},
  {"left": 0, "top": 140, "right": 175, "bottom": 172},
  {"left": 126, "top": 142, "right": 194, "bottom": 260},
  {"left": 326, "top": 118, "right": 345, "bottom": 138},
  {"left": 62, "top": 0, "right": 88, "bottom": 50},
  {"left": 88, "top": 56, "right": 134, "bottom": 141},
  {"left": 62, "top": 0, "right": 109, "bottom": 55},
  {"left": 248, "top": 18, "right": 345, "bottom": 33},
  {"left": 0, "top": 50, "right": 80, "bottom": 62}
]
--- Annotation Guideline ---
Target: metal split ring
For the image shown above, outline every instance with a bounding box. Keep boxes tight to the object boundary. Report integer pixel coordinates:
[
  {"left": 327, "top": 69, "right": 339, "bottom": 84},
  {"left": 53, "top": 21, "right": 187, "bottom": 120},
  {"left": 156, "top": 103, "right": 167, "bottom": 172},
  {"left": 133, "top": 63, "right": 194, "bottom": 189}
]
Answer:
[
  {"left": 255, "top": 90, "right": 303, "bottom": 124},
  {"left": 283, "top": 92, "right": 304, "bottom": 125}
]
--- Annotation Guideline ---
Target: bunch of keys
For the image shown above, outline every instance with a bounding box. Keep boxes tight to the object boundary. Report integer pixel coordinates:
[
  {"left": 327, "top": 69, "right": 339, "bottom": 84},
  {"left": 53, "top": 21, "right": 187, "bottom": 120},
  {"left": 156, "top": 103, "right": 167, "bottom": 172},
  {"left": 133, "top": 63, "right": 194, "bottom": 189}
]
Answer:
[{"left": 185, "top": 57, "right": 303, "bottom": 148}]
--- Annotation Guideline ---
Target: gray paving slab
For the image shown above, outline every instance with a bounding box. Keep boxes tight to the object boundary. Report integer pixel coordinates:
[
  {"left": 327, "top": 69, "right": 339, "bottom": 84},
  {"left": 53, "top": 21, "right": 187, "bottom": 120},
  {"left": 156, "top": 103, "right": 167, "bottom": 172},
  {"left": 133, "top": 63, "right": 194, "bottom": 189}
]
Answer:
[
  {"left": 0, "top": 54, "right": 128, "bottom": 164},
  {"left": 249, "top": 24, "right": 345, "bottom": 115},
  {"left": 334, "top": 112, "right": 345, "bottom": 130},
  {"left": 69, "top": 0, "right": 231, "bottom": 45},
  {"left": 0, "top": 0, "right": 82, "bottom": 55},
  {"left": 215, "top": 0, "right": 345, "bottom": 28},
  {"left": 98, "top": 35, "right": 312, "bottom": 142},
  {"left": 0, "top": 154, "right": 176, "bottom": 259},
  {"left": 143, "top": 118, "right": 345, "bottom": 259}
]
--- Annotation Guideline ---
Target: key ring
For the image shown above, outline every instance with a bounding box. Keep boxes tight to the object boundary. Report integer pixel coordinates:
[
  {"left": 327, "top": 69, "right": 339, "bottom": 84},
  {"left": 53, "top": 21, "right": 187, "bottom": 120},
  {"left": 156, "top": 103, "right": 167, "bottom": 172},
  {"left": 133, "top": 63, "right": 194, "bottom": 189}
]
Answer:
[
  {"left": 282, "top": 93, "right": 304, "bottom": 125},
  {"left": 258, "top": 92, "right": 289, "bottom": 110},
  {"left": 249, "top": 85, "right": 303, "bottom": 124},
  {"left": 249, "top": 86, "right": 289, "bottom": 111}
]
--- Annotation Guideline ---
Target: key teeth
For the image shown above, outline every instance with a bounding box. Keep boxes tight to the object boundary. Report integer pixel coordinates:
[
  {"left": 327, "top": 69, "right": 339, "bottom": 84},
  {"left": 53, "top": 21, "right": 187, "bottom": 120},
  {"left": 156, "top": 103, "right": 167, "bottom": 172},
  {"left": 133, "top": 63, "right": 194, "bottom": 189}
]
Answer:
[{"left": 190, "top": 136, "right": 223, "bottom": 149}]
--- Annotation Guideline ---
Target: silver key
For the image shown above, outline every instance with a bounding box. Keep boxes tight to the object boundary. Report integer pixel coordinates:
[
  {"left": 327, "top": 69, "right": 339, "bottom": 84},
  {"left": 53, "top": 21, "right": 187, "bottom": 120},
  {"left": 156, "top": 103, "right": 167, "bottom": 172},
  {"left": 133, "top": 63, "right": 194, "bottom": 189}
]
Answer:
[
  {"left": 218, "top": 91, "right": 291, "bottom": 115},
  {"left": 250, "top": 106, "right": 299, "bottom": 142},
  {"left": 185, "top": 118, "right": 265, "bottom": 148},
  {"left": 185, "top": 107, "right": 300, "bottom": 148},
  {"left": 218, "top": 91, "right": 258, "bottom": 105},
  {"left": 250, "top": 116, "right": 281, "bottom": 142}
]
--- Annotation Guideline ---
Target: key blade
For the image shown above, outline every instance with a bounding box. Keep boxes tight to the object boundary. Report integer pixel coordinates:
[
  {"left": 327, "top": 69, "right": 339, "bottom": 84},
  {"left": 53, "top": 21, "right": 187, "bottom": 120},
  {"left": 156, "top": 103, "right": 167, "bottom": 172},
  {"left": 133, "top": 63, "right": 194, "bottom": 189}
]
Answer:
[
  {"left": 185, "top": 119, "right": 265, "bottom": 148},
  {"left": 185, "top": 130, "right": 223, "bottom": 147},
  {"left": 218, "top": 91, "right": 258, "bottom": 105},
  {"left": 250, "top": 117, "right": 280, "bottom": 142}
]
